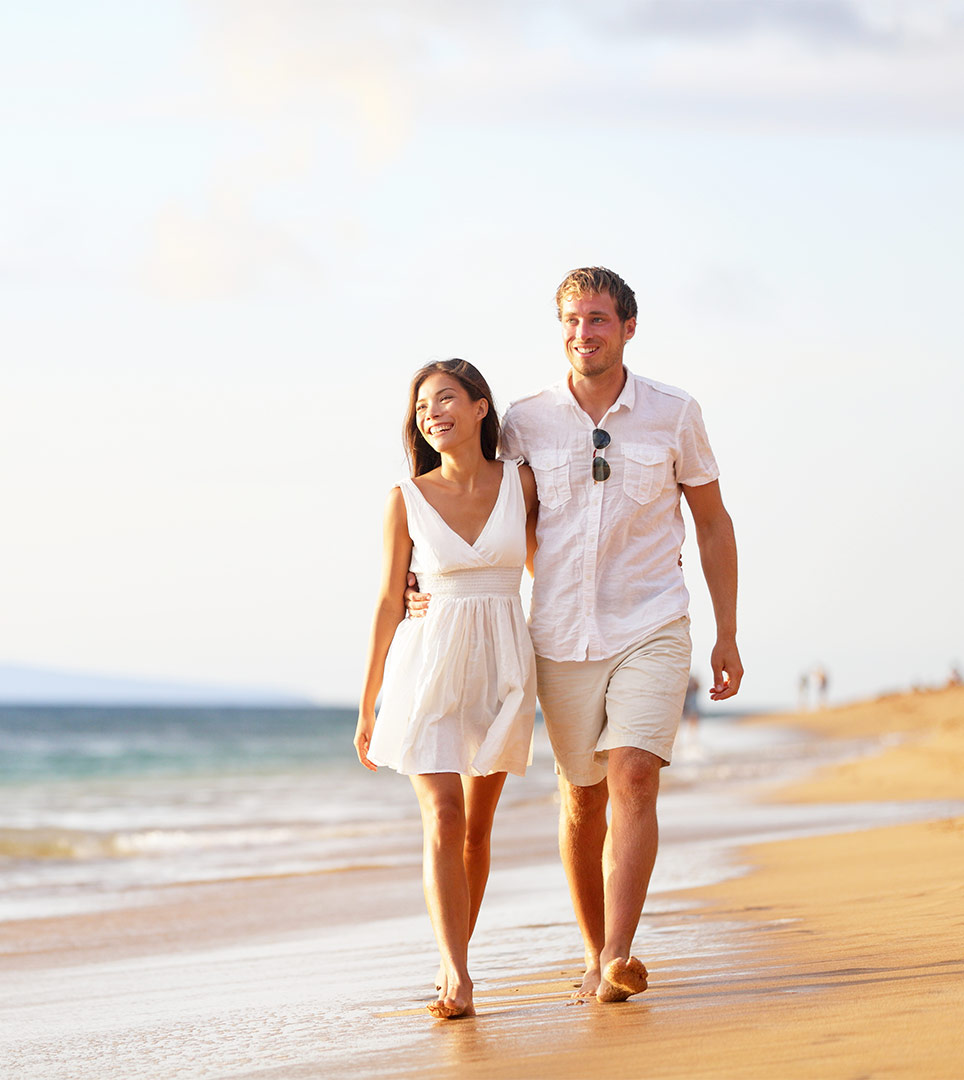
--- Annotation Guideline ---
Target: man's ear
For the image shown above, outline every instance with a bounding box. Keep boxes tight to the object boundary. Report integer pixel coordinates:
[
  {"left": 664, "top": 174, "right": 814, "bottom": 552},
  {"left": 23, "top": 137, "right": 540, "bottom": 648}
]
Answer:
[{"left": 623, "top": 316, "right": 637, "bottom": 342}]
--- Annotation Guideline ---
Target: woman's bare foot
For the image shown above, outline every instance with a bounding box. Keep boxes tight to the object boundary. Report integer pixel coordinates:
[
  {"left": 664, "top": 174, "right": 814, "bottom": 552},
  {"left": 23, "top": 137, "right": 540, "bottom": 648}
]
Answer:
[
  {"left": 570, "top": 965, "right": 601, "bottom": 1000},
  {"left": 427, "top": 977, "right": 475, "bottom": 1019},
  {"left": 597, "top": 957, "right": 648, "bottom": 1003},
  {"left": 435, "top": 965, "right": 445, "bottom": 994}
]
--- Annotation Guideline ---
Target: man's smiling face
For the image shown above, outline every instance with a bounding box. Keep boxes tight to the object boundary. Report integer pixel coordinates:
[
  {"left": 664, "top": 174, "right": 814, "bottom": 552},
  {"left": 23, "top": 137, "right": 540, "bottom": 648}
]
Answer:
[{"left": 559, "top": 291, "right": 636, "bottom": 379}]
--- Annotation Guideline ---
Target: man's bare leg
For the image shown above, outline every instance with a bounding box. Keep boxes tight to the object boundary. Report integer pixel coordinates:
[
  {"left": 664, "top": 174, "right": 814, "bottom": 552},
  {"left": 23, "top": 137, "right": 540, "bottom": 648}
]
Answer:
[
  {"left": 596, "top": 747, "right": 660, "bottom": 1003},
  {"left": 410, "top": 773, "right": 476, "bottom": 1018},
  {"left": 558, "top": 775, "right": 609, "bottom": 997}
]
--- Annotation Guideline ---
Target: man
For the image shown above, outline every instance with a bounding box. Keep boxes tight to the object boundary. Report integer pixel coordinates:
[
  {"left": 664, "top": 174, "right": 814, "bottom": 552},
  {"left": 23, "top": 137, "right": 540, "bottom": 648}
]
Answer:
[{"left": 409, "top": 266, "right": 742, "bottom": 1003}]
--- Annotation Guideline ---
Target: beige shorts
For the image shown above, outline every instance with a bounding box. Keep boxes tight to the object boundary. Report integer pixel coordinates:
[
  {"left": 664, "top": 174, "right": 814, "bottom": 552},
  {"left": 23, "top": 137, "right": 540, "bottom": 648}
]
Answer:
[{"left": 535, "top": 617, "right": 692, "bottom": 787}]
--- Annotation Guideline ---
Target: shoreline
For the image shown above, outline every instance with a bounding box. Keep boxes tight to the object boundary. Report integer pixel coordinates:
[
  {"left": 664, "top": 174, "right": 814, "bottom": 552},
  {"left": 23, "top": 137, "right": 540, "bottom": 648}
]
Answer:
[{"left": 3, "top": 688, "right": 962, "bottom": 1079}]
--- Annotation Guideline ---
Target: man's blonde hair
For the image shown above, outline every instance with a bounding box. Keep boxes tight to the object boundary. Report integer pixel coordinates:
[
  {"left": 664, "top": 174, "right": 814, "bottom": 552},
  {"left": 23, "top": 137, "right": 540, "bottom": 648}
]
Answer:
[{"left": 554, "top": 266, "right": 637, "bottom": 323}]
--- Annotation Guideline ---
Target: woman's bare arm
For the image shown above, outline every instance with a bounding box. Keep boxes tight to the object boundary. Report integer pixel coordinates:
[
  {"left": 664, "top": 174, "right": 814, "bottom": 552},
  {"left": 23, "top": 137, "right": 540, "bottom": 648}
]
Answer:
[
  {"left": 519, "top": 464, "right": 538, "bottom": 577},
  {"left": 354, "top": 488, "right": 414, "bottom": 769}
]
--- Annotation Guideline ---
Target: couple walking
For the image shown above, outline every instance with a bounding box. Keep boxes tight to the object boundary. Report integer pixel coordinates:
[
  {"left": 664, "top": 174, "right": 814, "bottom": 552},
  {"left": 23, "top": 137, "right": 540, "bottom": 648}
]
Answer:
[{"left": 355, "top": 266, "right": 743, "bottom": 1019}]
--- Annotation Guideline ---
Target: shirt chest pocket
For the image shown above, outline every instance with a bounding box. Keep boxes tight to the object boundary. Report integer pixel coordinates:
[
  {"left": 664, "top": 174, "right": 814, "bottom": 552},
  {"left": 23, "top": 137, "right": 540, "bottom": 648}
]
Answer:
[
  {"left": 622, "top": 444, "right": 670, "bottom": 506},
  {"left": 529, "top": 454, "right": 571, "bottom": 510}
]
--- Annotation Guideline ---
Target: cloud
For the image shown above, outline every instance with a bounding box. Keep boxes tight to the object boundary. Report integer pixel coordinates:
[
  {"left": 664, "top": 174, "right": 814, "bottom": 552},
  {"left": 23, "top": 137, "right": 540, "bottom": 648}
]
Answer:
[
  {"left": 125, "top": 0, "right": 964, "bottom": 298},
  {"left": 602, "top": 0, "right": 964, "bottom": 46},
  {"left": 192, "top": 0, "right": 420, "bottom": 167},
  {"left": 183, "top": 1, "right": 964, "bottom": 142},
  {"left": 614, "top": 0, "right": 876, "bottom": 43}
]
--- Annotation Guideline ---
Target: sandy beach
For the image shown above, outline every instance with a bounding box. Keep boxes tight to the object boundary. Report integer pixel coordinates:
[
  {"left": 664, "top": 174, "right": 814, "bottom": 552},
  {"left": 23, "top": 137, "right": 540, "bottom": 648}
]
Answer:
[{"left": 3, "top": 688, "right": 962, "bottom": 1079}]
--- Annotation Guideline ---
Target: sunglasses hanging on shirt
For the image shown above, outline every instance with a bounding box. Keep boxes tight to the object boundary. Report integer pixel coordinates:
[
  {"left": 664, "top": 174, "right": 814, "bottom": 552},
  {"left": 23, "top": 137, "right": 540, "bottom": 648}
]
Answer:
[{"left": 592, "top": 428, "right": 611, "bottom": 483}]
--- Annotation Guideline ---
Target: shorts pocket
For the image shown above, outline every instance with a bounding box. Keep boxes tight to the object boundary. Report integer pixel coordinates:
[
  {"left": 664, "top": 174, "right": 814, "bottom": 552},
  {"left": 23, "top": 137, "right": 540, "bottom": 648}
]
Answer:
[
  {"left": 529, "top": 455, "right": 571, "bottom": 510},
  {"left": 622, "top": 444, "right": 668, "bottom": 506}
]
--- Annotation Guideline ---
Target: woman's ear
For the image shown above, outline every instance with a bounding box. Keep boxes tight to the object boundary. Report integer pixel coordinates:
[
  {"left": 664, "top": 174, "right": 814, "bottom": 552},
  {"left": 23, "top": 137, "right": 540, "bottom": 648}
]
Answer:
[{"left": 477, "top": 398, "right": 489, "bottom": 420}]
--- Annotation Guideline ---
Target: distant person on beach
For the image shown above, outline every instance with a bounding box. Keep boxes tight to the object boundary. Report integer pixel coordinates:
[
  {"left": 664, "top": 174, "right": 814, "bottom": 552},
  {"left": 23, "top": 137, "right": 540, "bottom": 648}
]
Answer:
[
  {"left": 407, "top": 267, "right": 742, "bottom": 1003},
  {"left": 798, "top": 670, "right": 810, "bottom": 710},
  {"left": 814, "top": 664, "right": 829, "bottom": 707},
  {"left": 355, "top": 359, "right": 538, "bottom": 1020},
  {"left": 800, "top": 664, "right": 829, "bottom": 709}
]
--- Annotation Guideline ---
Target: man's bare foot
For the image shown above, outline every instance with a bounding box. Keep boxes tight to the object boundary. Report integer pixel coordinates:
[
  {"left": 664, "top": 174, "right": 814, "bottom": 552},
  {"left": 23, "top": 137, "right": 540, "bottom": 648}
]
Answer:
[
  {"left": 597, "top": 957, "right": 648, "bottom": 1003},
  {"left": 427, "top": 983, "right": 476, "bottom": 1019},
  {"left": 570, "top": 965, "right": 601, "bottom": 1000}
]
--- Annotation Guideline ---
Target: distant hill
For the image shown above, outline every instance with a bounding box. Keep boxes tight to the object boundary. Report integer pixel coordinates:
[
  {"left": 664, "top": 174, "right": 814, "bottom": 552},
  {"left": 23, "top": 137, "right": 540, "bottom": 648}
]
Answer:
[{"left": 0, "top": 663, "right": 314, "bottom": 706}]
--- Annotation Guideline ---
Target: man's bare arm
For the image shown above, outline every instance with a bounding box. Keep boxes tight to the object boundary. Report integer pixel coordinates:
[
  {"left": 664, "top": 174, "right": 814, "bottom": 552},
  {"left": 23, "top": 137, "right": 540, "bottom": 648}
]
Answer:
[{"left": 682, "top": 479, "right": 743, "bottom": 700}]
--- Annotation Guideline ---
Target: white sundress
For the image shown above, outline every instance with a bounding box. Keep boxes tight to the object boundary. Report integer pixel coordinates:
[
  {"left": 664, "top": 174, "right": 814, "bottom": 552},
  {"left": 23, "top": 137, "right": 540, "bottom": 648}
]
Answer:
[{"left": 368, "top": 459, "right": 536, "bottom": 777}]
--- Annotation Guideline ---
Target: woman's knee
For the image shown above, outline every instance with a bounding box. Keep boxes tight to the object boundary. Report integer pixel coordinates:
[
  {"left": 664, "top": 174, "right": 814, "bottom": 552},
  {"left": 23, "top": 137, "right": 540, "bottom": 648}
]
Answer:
[
  {"left": 463, "top": 819, "right": 493, "bottom": 856},
  {"left": 423, "top": 796, "right": 465, "bottom": 845}
]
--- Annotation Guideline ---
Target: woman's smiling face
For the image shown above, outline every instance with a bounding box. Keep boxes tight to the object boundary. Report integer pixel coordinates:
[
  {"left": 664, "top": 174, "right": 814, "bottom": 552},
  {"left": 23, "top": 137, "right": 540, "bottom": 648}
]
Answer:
[{"left": 414, "top": 372, "right": 488, "bottom": 453}]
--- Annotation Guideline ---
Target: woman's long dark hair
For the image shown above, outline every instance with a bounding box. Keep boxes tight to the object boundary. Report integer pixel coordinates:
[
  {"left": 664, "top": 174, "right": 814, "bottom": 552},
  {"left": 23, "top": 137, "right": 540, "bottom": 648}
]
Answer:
[{"left": 403, "top": 359, "right": 500, "bottom": 478}]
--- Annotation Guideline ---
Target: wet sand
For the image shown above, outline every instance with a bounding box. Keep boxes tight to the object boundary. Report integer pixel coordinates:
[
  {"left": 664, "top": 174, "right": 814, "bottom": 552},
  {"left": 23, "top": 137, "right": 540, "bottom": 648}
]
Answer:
[{"left": 3, "top": 687, "right": 963, "bottom": 1079}]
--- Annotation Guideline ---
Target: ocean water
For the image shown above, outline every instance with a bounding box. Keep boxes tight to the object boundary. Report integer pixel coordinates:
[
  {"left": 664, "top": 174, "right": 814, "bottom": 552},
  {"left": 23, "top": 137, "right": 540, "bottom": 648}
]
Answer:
[
  {"left": 0, "top": 705, "right": 433, "bottom": 921},
  {"left": 2, "top": 704, "right": 959, "bottom": 929}
]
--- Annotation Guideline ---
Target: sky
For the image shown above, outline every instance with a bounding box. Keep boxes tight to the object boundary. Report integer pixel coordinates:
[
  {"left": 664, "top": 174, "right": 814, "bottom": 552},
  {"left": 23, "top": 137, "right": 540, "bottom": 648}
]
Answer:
[{"left": 2, "top": 0, "right": 963, "bottom": 711}]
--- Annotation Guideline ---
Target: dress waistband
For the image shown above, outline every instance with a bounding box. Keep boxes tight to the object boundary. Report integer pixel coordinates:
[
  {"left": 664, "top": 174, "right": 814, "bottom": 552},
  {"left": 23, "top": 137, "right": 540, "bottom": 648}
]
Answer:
[{"left": 418, "top": 566, "right": 523, "bottom": 598}]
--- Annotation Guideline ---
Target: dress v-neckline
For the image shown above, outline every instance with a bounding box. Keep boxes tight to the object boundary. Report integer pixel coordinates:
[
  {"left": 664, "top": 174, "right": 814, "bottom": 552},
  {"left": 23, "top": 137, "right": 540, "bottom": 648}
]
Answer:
[{"left": 410, "top": 463, "right": 507, "bottom": 550}]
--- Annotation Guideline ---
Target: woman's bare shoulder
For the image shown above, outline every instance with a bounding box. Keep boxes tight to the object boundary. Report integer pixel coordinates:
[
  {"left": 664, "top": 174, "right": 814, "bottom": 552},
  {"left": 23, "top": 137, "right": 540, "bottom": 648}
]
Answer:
[{"left": 384, "top": 485, "right": 409, "bottom": 525}]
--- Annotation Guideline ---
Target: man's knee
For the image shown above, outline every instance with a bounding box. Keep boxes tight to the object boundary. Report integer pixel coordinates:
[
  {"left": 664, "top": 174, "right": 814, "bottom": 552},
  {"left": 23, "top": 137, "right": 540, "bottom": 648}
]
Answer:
[
  {"left": 559, "top": 776, "right": 609, "bottom": 828},
  {"left": 606, "top": 748, "right": 661, "bottom": 809}
]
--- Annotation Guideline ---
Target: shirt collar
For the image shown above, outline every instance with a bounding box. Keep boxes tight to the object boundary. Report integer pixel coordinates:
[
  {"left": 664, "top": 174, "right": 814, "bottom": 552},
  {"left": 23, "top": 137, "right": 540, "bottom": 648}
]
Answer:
[
  {"left": 613, "top": 367, "right": 636, "bottom": 412},
  {"left": 555, "top": 366, "right": 637, "bottom": 415}
]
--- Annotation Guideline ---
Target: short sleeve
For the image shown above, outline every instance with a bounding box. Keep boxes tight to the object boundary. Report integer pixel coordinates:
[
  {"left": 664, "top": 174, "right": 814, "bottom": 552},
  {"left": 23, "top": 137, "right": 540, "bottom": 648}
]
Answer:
[
  {"left": 499, "top": 405, "right": 526, "bottom": 463},
  {"left": 676, "top": 397, "right": 720, "bottom": 487}
]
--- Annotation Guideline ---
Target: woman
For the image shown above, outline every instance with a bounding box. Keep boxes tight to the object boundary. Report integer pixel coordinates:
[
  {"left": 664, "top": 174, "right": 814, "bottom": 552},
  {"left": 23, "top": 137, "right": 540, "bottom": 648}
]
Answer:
[{"left": 354, "top": 359, "right": 538, "bottom": 1020}]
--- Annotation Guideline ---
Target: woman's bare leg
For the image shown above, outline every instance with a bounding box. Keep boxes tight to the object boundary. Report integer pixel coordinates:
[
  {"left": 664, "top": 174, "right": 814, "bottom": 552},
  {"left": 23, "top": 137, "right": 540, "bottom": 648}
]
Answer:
[
  {"left": 433, "top": 771, "right": 508, "bottom": 992},
  {"left": 411, "top": 772, "right": 476, "bottom": 1018},
  {"left": 462, "top": 771, "right": 508, "bottom": 937}
]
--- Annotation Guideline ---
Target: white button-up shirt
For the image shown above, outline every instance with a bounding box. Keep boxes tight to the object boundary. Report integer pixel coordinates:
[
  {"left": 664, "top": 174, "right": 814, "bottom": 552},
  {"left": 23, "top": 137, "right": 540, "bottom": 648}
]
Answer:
[{"left": 501, "top": 368, "right": 719, "bottom": 662}]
